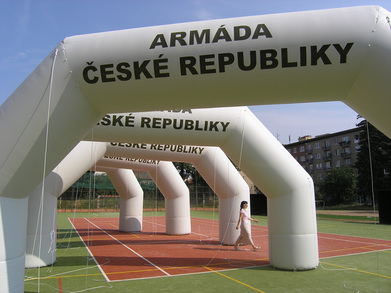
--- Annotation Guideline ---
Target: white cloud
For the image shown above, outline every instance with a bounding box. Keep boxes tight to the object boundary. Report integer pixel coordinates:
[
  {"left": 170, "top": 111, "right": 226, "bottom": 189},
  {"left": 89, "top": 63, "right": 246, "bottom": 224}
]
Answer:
[
  {"left": 190, "top": 0, "right": 221, "bottom": 20},
  {"left": 194, "top": 9, "right": 217, "bottom": 20}
]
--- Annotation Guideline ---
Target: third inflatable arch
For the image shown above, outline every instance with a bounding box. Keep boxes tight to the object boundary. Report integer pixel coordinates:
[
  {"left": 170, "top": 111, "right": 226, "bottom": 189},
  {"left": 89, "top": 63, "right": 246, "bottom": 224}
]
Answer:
[
  {"left": 25, "top": 141, "right": 248, "bottom": 267},
  {"left": 100, "top": 143, "right": 250, "bottom": 245}
]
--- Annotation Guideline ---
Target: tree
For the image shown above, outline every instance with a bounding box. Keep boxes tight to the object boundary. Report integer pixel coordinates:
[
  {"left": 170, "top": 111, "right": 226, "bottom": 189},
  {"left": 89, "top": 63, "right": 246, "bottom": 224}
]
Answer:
[
  {"left": 173, "top": 162, "right": 216, "bottom": 209},
  {"left": 62, "top": 171, "right": 117, "bottom": 200},
  {"left": 355, "top": 118, "right": 391, "bottom": 203},
  {"left": 318, "top": 165, "right": 357, "bottom": 205},
  {"left": 173, "top": 162, "right": 208, "bottom": 186}
]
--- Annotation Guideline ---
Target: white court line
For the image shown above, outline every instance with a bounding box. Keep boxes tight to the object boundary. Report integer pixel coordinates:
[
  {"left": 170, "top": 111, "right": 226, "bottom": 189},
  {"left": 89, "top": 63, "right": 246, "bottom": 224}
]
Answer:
[
  {"left": 83, "top": 218, "right": 171, "bottom": 277},
  {"left": 319, "top": 232, "right": 391, "bottom": 243},
  {"left": 318, "top": 235, "right": 391, "bottom": 247},
  {"left": 68, "top": 218, "right": 110, "bottom": 283},
  {"left": 143, "top": 219, "right": 219, "bottom": 240},
  {"left": 321, "top": 248, "right": 391, "bottom": 261}
]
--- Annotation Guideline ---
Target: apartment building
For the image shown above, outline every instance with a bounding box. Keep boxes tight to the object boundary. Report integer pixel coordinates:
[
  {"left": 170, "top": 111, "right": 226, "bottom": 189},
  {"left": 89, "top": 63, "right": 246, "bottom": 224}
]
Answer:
[{"left": 284, "top": 128, "right": 362, "bottom": 181}]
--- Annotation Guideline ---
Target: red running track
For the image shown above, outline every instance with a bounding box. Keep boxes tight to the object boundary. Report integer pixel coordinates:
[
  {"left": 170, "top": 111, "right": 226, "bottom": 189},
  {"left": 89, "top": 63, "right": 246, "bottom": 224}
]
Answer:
[{"left": 69, "top": 217, "right": 391, "bottom": 282}]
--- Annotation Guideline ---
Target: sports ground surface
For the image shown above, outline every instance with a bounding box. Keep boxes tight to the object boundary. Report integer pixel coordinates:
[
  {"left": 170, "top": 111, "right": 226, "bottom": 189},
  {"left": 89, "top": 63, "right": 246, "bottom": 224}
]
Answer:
[{"left": 24, "top": 211, "right": 391, "bottom": 292}]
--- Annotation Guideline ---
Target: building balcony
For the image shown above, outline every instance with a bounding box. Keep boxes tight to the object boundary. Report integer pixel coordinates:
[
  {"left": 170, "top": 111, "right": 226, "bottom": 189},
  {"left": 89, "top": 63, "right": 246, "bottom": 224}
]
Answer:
[
  {"left": 339, "top": 141, "right": 351, "bottom": 147},
  {"left": 322, "top": 145, "right": 331, "bottom": 151},
  {"left": 323, "top": 155, "right": 332, "bottom": 161},
  {"left": 341, "top": 152, "right": 351, "bottom": 158}
]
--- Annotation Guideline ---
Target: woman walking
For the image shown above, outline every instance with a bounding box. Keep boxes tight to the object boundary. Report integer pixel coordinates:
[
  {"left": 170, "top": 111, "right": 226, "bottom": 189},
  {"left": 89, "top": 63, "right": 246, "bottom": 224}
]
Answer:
[{"left": 234, "top": 201, "right": 259, "bottom": 251}]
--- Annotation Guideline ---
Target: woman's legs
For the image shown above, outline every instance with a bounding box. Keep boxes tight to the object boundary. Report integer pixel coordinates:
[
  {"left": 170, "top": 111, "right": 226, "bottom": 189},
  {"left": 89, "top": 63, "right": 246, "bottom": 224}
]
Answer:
[{"left": 234, "top": 235, "right": 243, "bottom": 249}]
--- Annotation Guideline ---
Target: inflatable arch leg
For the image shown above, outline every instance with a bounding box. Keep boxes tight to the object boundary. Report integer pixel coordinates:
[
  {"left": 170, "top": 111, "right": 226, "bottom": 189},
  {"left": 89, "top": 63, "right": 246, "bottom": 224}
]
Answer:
[
  {"left": 103, "top": 144, "right": 250, "bottom": 245},
  {"left": 0, "top": 197, "right": 28, "bottom": 293},
  {"left": 187, "top": 148, "right": 250, "bottom": 245},
  {"left": 25, "top": 142, "right": 107, "bottom": 268},
  {"left": 25, "top": 190, "right": 57, "bottom": 268},
  {"left": 149, "top": 162, "right": 191, "bottom": 235},
  {"left": 223, "top": 109, "right": 318, "bottom": 270},
  {"left": 100, "top": 167, "right": 143, "bottom": 232},
  {"left": 97, "top": 159, "right": 191, "bottom": 235}
]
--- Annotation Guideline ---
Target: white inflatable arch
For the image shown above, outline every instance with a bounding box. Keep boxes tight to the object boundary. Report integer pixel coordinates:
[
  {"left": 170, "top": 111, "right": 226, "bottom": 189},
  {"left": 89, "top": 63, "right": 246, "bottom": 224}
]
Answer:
[
  {"left": 26, "top": 142, "right": 189, "bottom": 268},
  {"left": 26, "top": 141, "right": 247, "bottom": 268},
  {"left": 98, "top": 161, "right": 191, "bottom": 236},
  {"left": 99, "top": 167, "right": 144, "bottom": 232},
  {"left": 88, "top": 107, "right": 317, "bottom": 271},
  {"left": 25, "top": 142, "right": 107, "bottom": 268},
  {"left": 1, "top": 6, "right": 391, "bottom": 292},
  {"left": 101, "top": 143, "right": 250, "bottom": 245}
]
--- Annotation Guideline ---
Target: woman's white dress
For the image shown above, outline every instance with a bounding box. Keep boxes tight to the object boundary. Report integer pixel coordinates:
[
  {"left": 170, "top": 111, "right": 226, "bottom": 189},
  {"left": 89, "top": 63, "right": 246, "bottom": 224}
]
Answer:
[{"left": 237, "top": 208, "right": 254, "bottom": 246}]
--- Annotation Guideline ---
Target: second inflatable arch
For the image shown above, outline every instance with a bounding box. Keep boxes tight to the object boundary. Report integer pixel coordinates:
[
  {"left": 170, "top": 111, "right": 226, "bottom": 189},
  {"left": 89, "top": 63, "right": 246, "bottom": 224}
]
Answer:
[{"left": 86, "top": 106, "right": 318, "bottom": 270}]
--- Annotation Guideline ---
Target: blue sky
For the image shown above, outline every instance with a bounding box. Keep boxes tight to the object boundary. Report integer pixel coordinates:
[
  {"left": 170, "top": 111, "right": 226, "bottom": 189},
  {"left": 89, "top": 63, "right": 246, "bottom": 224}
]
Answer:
[{"left": 1, "top": 0, "right": 390, "bottom": 144}]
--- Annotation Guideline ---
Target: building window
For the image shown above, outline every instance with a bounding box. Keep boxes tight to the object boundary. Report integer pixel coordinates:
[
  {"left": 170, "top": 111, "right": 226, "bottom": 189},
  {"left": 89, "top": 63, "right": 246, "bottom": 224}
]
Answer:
[
  {"left": 300, "top": 155, "right": 306, "bottom": 162},
  {"left": 345, "top": 159, "right": 352, "bottom": 165},
  {"left": 335, "top": 149, "right": 340, "bottom": 156},
  {"left": 307, "top": 145, "right": 312, "bottom": 151},
  {"left": 334, "top": 138, "right": 339, "bottom": 145},
  {"left": 342, "top": 136, "right": 350, "bottom": 142},
  {"left": 293, "top": 147, "right": 297, "bottom": 153},
  {"left": 336, "top": 160, "right": 341, "bottom": 167},
  {"left": 325, "top": 161, "right": 332, "bottom": 169},
  {"left": 300, "top": 146, "right": 305, "bottom": 152},
  {"left": 354, "top": 134, "right": 360, "bottom": 143},
  {"left": 288, "top": 149, "right": 291, "bottom": 153},
  {"left": 315, "top": 143, "right": 320, "bottom": 149},
  {"left": 315, "top": 153, "right": 321, "bottom": 159},
  {"left": 316, "top": 163, "right": 323, "bottom": 169},
  {"left": 325, "top": 141, "right": 330, "bottom": 147}
]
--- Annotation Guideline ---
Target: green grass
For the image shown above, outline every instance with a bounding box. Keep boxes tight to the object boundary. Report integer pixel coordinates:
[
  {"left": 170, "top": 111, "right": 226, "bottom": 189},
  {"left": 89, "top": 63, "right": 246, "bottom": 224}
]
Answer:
[
  {"left": 322, "top": 203, "right": 376, "bottom": 211},
  {"left": 316, "top": 213, "right": 379, "bottom": 223},
  {"left": 24, "top": 211, "right": 391, "bottom": 292}
]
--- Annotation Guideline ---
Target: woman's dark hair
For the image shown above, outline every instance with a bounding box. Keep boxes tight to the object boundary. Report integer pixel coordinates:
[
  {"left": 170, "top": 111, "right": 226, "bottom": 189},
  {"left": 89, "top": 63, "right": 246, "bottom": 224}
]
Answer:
[{"left": 240, "top": 201, "right": 248, "bottom": 210}]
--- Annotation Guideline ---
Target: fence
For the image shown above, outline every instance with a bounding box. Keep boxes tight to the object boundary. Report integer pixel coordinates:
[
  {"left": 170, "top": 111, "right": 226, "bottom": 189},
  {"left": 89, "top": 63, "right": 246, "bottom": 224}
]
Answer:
[{"left": 57, "top": 185, "right": 218, "bottom": 213}]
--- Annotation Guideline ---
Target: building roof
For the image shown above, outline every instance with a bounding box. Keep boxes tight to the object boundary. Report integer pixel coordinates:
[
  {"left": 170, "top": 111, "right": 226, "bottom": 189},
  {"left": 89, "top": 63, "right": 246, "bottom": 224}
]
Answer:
[{"left": 284, "top": 127, "right": 363, "bottom": 147}]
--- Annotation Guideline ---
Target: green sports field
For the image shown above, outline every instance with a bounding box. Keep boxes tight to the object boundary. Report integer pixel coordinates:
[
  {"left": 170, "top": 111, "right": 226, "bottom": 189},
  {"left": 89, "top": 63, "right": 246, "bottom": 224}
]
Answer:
[{"left": 24, "top": 211, "right": 391, "bottom": 293}]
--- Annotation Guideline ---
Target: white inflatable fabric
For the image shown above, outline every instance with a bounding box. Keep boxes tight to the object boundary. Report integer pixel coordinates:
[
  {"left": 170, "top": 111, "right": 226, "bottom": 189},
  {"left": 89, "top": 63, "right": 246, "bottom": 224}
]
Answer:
[
  {"left": 102, "top": 143, "right": 250, "bottom": 244},
  {"left": 1, "top": 6, "right": 391, "bottom": 292},
  {"left": 26, "top": 141, "right": 244, "bottom": 267},
  {"left": 25, "top": 142, "right": 107, "bottom": 268},
  {"left": 26, "top": 149, "right": 146, "bottom": 268},
  {"left": 101, "top": 167, "right": 144, "bottom": 233},
  {"left": 2, "top": 6, "right": 391, "bottom": 201},
  {"left": 98, "top": 159, "right": 191, "bottom": 235},
  {"left": 89, "top": 107, "right": 318, "bottom": 270},
  {"left": 0, "top": 197, "right": 28, "bottom": 293}
]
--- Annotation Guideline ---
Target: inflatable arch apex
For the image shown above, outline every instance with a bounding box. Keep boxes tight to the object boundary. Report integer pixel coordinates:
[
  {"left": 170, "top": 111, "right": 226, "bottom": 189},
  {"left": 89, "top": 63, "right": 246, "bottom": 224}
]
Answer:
[{"left": 2, "top": 6, "right": 391, "bottom": 292}]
